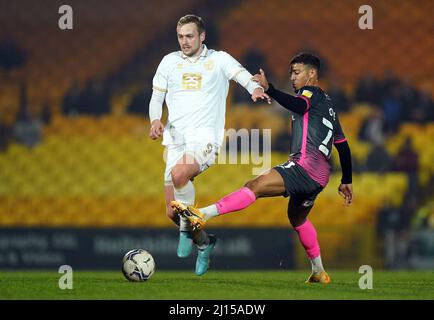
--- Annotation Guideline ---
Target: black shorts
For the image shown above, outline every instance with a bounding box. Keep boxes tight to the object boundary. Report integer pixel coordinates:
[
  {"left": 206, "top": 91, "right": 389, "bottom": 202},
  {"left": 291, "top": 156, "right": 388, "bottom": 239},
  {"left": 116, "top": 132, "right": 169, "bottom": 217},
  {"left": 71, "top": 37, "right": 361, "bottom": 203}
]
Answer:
[{"left": 273, "top": 160, "right": 323, "bottom": 207}]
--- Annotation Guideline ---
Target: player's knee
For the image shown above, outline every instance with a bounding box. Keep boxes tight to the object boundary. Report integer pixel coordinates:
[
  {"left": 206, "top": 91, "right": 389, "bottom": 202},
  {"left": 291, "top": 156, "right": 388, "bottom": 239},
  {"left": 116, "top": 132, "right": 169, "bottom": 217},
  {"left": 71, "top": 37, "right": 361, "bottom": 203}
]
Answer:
[
  {"left": 171, "top": 169, "right": 189, "bottom": 189},
  {"left": 288, "top": 216, "right": 304, "bottom": 228},
  {"left": 244, "top": 180, "right": 260, "bottom": 196},
  {"left": 287, "top": 204, "right": 311, "bottom": 228}
]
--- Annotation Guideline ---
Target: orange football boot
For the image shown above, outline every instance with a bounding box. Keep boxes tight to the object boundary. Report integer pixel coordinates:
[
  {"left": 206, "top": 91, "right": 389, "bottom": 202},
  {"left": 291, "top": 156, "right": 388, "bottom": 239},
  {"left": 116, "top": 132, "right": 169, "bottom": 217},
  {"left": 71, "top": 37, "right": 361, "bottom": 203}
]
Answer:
[
  {"left": 170, "top": 201, "right": 207, "bottom": 231},
  {"left": 305, "top": 271, "right": 331, "bottom": 284}
]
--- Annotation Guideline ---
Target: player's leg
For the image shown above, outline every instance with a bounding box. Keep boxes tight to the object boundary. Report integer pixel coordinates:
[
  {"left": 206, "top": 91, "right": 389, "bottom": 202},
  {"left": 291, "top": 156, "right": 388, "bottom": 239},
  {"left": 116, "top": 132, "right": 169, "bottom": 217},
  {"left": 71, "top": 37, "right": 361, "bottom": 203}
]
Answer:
[
  {"left": 173, "top": 167, "right": 283, "bottom": 276},
  {"left": 164, "top": 145, "right": 198, "bottom": 258},
  {"left": 170, "top": 153, "right": 203, "bottom": 257},
  {"left": 164, "top": 184, "right": 179, "bottom": 225},
  {"left": 164, "top": 183, "right": 195, "bottom": 258},
  {"left": 180, "top": 142, "right": 227, "bottom": 275},
  {"left": 171, "top": 152, "right": 217, "bottom": 275},
  {"left": 211, "top": 168, "right": 286, "bottom": 215},
  {"left": 174, "top": 168, "right": 286, "bottom": 229},
  {"left": 171, "top": 153, "right": 211, "bottom": 245},
  {"left": 287, "top": 198, "right": 330, "bottom": 284},
  {"left": 246, "top": 168, "right": 287, "bottom": 198}
]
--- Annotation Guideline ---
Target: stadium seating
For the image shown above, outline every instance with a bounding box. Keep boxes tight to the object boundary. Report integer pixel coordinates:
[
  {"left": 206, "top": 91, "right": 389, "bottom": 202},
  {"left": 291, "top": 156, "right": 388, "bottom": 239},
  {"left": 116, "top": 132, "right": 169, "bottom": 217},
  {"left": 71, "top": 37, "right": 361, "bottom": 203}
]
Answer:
[
  {"left": 0, "top": 111, "right": 414, "bottom": 269},
  {"left": 0, "top": 0, "right": 198, "bottom": 120},
  {"left": 0, "top": 112, "right": 413, "bottom": 228},
  {"left": 219, "top": 0, "right": 433, "bottom": 95}
]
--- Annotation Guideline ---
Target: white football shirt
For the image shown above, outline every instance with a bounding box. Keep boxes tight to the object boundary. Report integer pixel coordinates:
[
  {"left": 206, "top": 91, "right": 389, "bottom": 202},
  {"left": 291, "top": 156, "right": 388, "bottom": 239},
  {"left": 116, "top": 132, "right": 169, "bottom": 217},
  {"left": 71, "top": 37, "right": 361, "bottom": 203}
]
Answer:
[{"left": 152, "top": 45, "right": 253, "bottom": 145}]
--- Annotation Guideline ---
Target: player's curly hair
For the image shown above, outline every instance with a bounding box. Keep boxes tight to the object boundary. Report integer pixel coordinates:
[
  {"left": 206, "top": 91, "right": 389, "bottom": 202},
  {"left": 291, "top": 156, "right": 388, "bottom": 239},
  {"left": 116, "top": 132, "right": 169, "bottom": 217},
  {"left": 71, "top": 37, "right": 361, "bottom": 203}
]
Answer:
[
  {"left": 290, "top": 52, "right": 321, "bottom": 72},
  {"left": 177, "top": 14, "right": 205, "bottom": 34}
]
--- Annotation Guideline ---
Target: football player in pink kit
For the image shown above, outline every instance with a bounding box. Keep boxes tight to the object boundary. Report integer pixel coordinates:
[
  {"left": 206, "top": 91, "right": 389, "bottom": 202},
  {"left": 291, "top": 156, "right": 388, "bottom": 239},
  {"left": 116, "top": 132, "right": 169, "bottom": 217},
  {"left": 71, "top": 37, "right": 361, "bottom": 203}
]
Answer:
[{"left": 172, "top": 53, "right": 353, "bottom": 283}]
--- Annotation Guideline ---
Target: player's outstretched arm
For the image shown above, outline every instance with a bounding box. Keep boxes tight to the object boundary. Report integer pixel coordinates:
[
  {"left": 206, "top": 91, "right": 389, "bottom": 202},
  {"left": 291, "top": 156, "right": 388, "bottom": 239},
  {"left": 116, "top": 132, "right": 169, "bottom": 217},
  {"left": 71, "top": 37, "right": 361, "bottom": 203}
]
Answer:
[
  {"left": 251, "top": 69, "right": 269, "bottom": 91},
  {"left": 250, "top": 68, "right": 271, "bottom": 104},
  {"left": 251, "top": 87, "right": 271, "bottom": 104},
  {"left": 230, "top": 64, "right": 270, "bottom": 104},
  {"left": 253, "top": 69, "right": 307, "bottom": 114}
]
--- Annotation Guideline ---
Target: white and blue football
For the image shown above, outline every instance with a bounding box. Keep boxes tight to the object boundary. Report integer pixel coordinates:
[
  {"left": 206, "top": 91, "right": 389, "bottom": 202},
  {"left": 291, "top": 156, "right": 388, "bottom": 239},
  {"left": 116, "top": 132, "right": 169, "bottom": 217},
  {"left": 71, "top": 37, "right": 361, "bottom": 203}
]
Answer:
[{"left": 122, "top": 249, "right": 155, "bottom": 282}]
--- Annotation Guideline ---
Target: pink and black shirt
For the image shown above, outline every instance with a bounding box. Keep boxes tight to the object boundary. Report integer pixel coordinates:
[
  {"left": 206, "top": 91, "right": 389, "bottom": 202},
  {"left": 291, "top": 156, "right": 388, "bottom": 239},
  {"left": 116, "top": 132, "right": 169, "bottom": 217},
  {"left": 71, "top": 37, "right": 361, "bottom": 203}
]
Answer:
[{"left": 266, "top": 84, "right": 352, "bottom": 187}]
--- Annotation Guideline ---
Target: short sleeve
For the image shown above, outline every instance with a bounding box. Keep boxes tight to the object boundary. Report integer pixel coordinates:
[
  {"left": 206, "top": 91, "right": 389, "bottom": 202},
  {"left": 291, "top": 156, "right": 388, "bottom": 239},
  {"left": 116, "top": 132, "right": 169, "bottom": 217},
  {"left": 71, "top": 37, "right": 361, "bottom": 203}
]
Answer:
[
  {"left": 218, "top": 51, "right": 245, "bottom": 80},
  {"left": 152, "top": 56, "right": 170, "bottom": 93}
]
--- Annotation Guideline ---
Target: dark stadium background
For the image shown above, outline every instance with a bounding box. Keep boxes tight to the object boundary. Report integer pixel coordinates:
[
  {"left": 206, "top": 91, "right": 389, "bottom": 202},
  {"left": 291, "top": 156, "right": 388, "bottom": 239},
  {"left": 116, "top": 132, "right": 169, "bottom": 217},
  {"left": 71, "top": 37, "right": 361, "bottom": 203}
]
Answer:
[{"left": 0, "top": 0, "right": 433, "bottom": 272}]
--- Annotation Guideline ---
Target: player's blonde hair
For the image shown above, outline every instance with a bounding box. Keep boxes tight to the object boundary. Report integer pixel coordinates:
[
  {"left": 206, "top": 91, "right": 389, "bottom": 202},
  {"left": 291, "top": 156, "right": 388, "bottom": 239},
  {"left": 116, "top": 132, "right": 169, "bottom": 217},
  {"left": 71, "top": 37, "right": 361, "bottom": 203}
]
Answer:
[{"left": 177, "top": 14, "right": 205, "bottom": 34}]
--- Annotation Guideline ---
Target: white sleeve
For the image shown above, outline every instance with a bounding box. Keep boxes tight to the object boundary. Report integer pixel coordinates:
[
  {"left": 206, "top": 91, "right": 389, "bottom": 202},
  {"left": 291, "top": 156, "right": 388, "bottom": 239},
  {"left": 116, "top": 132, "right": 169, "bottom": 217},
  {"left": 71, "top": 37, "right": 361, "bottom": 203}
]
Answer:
[
  {"left": 149, "top": 55, "right": 171, "bottom": 122},
  {"left": 152, "top": 56, "right": 169, "bottom": 94},
  {"left": 233, "top": 69, "right": 263, "bottom": 94},
  {"left": 149, "top": 89, "right": 165, "bottom": 122},
  {"left": 219, "top": 51, "right": 262, "bottom": 94}
]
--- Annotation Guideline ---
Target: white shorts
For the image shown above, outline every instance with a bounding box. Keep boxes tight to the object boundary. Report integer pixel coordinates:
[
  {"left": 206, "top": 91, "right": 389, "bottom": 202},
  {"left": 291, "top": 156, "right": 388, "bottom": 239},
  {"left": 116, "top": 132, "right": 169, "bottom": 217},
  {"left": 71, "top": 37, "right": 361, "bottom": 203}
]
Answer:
[{"left": 164, "top": 141, "right": 221, "bottom": 185}]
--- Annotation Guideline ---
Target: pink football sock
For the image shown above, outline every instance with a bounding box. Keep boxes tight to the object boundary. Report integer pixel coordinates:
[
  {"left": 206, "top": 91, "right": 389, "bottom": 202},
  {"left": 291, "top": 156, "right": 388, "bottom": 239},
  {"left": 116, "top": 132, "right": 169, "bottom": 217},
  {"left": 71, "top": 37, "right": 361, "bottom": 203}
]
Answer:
[
  {"left": 215, "top": 187, "right": 257, "bottom": 214},
  {"left": 294, "top": 219, "right": 321, "bottom": 259}
]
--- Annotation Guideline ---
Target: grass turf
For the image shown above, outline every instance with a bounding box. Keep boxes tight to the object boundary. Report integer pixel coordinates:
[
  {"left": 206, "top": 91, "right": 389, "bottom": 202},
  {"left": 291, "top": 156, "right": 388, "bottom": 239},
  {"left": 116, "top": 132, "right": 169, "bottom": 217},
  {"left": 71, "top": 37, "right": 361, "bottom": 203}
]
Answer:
[{"left": 0, "top": 270, "right": 433, "bottom": 300}]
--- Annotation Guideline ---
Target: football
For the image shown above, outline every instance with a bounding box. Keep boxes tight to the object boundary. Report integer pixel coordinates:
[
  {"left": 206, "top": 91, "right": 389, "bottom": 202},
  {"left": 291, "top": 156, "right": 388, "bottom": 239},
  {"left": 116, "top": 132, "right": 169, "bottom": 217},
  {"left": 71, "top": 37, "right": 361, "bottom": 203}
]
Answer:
[{"left": 122, "top": 249, "right": 156, "bottom": 282}]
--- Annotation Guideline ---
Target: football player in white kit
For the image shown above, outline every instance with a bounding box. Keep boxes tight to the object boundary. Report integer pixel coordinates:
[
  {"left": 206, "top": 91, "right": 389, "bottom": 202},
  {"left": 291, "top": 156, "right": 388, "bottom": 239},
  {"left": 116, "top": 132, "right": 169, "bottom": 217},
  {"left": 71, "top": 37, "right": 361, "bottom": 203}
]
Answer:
[{"left": 149, "top": 14, "right": 270, "bottom": 275}]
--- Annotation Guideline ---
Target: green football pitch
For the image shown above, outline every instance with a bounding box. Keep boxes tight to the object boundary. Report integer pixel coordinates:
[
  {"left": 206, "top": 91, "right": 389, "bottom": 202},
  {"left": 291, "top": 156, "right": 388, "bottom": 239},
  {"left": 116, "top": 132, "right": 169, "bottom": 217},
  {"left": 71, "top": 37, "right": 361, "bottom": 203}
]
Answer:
[{"left": 0, "top": 270, "right": 433, "bottom": 300}]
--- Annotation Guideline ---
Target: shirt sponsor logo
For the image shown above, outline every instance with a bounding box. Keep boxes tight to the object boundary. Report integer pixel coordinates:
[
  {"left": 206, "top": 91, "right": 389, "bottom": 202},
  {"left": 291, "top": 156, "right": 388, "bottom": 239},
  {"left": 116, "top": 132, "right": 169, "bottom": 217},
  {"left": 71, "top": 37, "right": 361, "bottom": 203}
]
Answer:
[
  {"left": 302, "top": 200, "right": 314, "bottom": 207},
  {"left": 182, "top": 73, "right": 202, "bottom": 90},
  {"left": 301, "top": 90, "right": 313, "bottom": 98}
]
